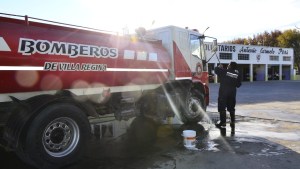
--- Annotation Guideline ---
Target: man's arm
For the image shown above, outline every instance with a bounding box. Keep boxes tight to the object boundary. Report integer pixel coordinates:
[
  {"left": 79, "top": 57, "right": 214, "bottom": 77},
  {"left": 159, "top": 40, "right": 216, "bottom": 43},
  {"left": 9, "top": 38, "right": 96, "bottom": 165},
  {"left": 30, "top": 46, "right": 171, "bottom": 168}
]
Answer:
[{"left": 214, "top": 64, "right": 225, "bottom": 76}]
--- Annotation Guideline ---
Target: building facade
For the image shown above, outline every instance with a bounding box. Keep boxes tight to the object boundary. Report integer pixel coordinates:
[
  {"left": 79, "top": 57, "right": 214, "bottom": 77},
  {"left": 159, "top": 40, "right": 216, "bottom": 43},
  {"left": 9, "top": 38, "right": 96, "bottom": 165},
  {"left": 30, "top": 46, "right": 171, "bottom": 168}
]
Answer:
[{"left": 205, "top": 43, "right": 294, "bottom": 82}]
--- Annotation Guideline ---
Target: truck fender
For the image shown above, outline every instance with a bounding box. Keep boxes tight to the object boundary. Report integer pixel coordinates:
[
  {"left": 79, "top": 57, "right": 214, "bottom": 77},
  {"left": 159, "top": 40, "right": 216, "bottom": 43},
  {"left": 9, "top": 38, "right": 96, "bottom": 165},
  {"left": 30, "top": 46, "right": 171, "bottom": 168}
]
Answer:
[
  {"left": 55, "top": 90, "right": 98, "bottom": 117},
  {"left": 192, "top": 81, "right": 209, "bottom": 107},
  {"left": 4, "top": 96, "right": 32, "bottom": 149}
]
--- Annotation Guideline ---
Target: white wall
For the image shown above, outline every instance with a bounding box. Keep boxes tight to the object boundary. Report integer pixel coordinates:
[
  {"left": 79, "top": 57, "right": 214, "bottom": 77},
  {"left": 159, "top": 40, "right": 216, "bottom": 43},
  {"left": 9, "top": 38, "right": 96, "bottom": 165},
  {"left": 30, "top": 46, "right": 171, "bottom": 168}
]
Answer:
[{"left": 205, "top": 43, "right": 294, "bottom": 81}]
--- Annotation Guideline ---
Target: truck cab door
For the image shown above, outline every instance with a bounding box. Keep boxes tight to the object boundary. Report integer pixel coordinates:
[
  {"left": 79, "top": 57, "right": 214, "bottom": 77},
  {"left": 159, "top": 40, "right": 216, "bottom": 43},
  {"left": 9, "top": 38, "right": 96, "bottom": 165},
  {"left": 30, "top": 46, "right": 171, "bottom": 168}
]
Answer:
[{"left": 189, "top": 34, "right": 206, "bottom": 76}]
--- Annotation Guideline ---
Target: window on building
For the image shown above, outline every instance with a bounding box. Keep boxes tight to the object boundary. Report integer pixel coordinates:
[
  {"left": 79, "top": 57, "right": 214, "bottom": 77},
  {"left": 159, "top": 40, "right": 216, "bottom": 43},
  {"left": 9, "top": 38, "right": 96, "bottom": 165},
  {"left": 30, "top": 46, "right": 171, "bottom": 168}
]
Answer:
[
  {"left": 283, "top": 56, "right": 291, "bottom": 61},
  {"left": 269, "top": 55, "right": 279, "bottom": 61},
  {"left": 238, "top": 54, "right": 249, "bottom": 60},
  {"left": 219, "top": 53, "right": 232, "bottom": 60}
]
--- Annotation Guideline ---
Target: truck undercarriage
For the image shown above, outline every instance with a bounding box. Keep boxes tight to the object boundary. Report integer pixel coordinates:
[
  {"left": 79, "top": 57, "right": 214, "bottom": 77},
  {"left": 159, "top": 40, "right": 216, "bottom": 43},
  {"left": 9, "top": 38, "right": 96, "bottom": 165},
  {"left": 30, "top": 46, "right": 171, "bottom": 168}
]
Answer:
[{"left": 0, "top": 79, "right": 207, "bottom": 168}]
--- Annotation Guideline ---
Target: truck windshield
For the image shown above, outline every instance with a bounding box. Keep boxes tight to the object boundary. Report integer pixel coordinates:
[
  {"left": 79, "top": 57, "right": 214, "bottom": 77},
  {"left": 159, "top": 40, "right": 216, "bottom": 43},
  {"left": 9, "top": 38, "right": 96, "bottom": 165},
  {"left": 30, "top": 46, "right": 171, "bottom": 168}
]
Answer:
[{"left": 190, "top": 34, "right": 205, "bottom": 60}]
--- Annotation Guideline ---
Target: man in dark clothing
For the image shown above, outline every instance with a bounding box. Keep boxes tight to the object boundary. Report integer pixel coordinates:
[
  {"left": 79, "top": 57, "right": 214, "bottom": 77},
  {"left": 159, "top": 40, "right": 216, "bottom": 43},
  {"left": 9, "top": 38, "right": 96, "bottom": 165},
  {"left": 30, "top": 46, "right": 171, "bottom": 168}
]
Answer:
[{"left": 214, "top": 61, "right": 242, "bottom": 131}]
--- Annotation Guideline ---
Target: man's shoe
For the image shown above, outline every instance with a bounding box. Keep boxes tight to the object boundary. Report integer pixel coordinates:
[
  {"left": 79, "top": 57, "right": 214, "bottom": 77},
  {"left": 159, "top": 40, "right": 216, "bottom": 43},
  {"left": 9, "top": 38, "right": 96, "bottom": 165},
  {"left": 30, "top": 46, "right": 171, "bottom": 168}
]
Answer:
[{"left": 215, "top": 122, "right": 226, "bottom": 128}]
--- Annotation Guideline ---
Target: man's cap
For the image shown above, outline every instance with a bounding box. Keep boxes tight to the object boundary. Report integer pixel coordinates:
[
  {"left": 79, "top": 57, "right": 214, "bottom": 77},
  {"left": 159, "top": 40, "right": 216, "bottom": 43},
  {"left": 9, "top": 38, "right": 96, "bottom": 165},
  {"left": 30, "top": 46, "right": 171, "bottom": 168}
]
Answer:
[{"left": 230, "top": 61, "right": 237, "bottom": 69}]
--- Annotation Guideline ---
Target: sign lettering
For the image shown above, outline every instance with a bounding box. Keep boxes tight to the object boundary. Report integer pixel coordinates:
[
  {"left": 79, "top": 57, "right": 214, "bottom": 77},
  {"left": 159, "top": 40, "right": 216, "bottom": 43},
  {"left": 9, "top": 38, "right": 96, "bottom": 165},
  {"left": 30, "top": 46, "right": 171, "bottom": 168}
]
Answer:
[{"left": 18, "top": 38, "right": 118, "bottom": 59}]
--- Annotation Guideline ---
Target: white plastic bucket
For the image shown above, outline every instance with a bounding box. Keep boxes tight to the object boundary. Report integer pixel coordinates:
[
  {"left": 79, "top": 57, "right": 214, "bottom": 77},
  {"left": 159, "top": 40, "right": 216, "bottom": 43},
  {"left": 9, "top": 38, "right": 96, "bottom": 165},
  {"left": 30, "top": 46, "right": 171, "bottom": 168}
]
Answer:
[{"left": 182, "top": 130, "right": 196, "bottom": 148}]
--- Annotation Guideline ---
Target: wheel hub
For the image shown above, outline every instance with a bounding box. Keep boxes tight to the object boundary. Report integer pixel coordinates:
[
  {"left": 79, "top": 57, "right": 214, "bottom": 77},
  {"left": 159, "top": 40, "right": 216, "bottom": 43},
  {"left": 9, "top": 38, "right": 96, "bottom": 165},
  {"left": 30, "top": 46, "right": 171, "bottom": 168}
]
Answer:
[
  {"left": 43, "top": 117, "right": 79, "bottom": 157},
  {"left": 44, "top": 121, "right": 71, "bottom": 152},
  {"left": 188, "top": 98, "right": 201, "bottom": 117},
  {"left": 50, "top": 128, "right": 65, "bottom": 144}
]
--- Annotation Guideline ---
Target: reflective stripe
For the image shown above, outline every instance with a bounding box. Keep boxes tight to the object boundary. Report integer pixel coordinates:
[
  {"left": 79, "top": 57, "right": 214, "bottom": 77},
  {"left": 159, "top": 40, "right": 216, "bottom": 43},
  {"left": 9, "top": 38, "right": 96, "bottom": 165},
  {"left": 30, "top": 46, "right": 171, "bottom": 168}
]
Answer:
[
  {"left": 0, "top": 66, "right": 44, "bottom": 70},
  {"left": 0, "top": 84, "right": 161, "bottom": 102},
  {"left": 175, "top": 77, "right": 192, "bottom": 80},
  {"left": 226, "top": 72, "right": 238, "bottom": 78},
  {"left": 107, "top": 68, "right": 168, "bottom": 72},
  {"left": 0, "top": 66, "right": 168, "bottom": 72}
]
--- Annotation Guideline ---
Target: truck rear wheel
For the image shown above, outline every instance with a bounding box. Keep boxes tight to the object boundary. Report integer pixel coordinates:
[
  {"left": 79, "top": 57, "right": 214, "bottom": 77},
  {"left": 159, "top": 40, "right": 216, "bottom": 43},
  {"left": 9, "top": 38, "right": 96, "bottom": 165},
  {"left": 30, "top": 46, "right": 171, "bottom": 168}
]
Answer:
[
  {"left": 180, "top": 92, "right": 206, "bottom": 124},
  {"left": 19, "top": 103, "right": 90, "bottom": 168}
]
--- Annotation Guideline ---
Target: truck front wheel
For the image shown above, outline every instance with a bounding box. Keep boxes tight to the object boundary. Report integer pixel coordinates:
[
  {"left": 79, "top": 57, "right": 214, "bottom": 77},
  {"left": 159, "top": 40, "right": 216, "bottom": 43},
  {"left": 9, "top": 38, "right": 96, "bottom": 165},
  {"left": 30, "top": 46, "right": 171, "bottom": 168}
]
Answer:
[
  {"left": 20, "top": 103, "right": 90, "bottom": 168},
  {"left": 180, "top": 92, "right": 206, "bottom": 124}
]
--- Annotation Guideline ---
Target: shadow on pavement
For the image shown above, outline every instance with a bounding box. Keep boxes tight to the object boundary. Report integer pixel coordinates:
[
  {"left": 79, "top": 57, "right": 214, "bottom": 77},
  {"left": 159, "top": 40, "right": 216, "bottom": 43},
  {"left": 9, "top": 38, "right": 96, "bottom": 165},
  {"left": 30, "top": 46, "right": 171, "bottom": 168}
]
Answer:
[{"left": 1, "top": 117, "right": 300, "bottom": 169}]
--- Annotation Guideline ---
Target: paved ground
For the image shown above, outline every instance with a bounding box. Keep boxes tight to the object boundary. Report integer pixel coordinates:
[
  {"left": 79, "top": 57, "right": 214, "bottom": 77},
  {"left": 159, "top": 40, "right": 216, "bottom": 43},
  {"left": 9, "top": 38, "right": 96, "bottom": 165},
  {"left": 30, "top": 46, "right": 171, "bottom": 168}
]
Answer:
[
  {"left": 208, "top": 80, "right": 300, "bottom": 153},
  {"left": 1, "top": 81, "right": 300, "bottom": 169},
  {"left": 208, "top": 80, "right": 300, "bottom": 123}
]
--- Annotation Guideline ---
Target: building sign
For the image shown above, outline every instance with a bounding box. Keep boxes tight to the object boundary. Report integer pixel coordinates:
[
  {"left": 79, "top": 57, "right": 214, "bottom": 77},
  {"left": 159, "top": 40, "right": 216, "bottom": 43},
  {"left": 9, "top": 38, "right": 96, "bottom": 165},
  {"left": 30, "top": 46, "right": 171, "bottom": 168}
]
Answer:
[
  {"left": 218, "top": 45, "right": 236, "bottom": 52},
  {"left": 239, "top": 46, "right": 257, "bottom": 53},
  {"left": 256, "top": 54, "right": 261, "bottom": 62},
  {"left": 205, "top": 43, "right": 290, "bottom": 55},
  {"left": 260, "top": 48, "right": 275, "bottom": 54}
]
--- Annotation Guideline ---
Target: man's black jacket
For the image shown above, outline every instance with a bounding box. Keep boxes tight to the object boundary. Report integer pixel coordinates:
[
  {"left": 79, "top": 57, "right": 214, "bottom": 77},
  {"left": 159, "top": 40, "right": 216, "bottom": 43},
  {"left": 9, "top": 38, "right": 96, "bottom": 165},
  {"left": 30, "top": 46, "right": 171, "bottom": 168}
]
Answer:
[{"left": 215, "top": 66, "right": 242, "bottom": 95}]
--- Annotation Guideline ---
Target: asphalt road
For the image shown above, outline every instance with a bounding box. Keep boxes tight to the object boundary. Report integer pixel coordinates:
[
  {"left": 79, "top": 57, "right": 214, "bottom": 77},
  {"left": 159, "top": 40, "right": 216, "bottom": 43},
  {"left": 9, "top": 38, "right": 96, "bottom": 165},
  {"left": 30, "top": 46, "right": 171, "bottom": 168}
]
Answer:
[{"left": 1, "top": 81, "right": 300, "bottom": 169}]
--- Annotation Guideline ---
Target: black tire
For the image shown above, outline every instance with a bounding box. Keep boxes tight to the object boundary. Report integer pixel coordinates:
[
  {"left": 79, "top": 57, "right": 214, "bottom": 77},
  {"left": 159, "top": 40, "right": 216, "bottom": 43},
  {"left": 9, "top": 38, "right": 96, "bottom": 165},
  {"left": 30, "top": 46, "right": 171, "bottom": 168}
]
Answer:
[
  {"left": 180, "top": 92, "right": 206, "bottom": 124},
  {"left": 127, "top": 116, "right": 158, "bottom": 149},
  {"left": 21, "top": 103, "right": 90, "bottom": 168}
]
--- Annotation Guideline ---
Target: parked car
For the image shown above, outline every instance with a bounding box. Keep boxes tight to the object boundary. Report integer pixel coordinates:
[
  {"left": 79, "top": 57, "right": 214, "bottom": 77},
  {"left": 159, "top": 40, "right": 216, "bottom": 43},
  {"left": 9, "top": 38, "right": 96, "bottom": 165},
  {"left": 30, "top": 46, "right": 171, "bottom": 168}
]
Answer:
[{"left": 268, "top": 73, "right": 279, "bottom": 80}]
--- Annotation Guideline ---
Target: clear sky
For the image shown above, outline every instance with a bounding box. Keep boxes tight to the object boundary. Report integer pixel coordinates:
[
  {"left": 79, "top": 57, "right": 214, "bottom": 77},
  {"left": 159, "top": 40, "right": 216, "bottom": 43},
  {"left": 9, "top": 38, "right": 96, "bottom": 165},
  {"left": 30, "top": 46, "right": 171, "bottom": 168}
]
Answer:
[{"left": 1, "top": 0, "right": 300, "bottom": 42}]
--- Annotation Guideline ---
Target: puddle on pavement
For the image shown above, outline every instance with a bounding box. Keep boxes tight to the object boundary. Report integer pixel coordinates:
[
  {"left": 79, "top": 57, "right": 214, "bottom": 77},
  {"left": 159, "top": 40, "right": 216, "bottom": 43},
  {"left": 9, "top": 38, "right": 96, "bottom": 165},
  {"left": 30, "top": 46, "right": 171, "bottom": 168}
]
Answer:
[
  {"left": 236, "top": 121, "right": 300, "bottom": 141},
  {"left": 68, "top": 115, "right": 299, "bottom": 169},
  {"left": 89, "top": 115, "right": 300, "bottom": 155},
  {"left": 173, "top": 117, "right": 297, "bottom": 158}
]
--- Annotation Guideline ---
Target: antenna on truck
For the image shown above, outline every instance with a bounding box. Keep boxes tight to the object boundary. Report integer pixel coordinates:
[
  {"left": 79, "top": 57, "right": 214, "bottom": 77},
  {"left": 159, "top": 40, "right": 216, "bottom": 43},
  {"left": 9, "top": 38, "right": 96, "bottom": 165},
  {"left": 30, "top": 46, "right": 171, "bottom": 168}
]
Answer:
[{"left": 203, "top": 27, "right": 210, "bottom": 35}]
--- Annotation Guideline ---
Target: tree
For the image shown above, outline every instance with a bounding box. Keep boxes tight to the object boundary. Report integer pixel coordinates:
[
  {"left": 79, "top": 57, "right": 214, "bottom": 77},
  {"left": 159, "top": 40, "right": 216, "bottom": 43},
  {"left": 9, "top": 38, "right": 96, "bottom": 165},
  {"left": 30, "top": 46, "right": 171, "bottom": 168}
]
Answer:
[
  {"left": 224, "top": 38, "right": 245, "bottom": 44},
  {"left": 224, "top": 29, "right": 299, "bottom": 71},
  {"left": 269, "top": 30, "right": 282, "bottom": 47},
  {"left": 225, "top": 30, "right": 282, "bottom": 47},
  {"left": 277, "top": 29, "right": 300, "bottom": 72}
]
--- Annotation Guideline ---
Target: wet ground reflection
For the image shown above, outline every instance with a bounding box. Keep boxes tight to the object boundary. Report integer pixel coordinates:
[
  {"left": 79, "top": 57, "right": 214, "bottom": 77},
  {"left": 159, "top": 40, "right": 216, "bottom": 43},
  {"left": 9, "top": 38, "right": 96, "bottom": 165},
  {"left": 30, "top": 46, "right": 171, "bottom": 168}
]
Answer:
[{"left": 1, "top": 115, "right": 300, "bottom": 169}]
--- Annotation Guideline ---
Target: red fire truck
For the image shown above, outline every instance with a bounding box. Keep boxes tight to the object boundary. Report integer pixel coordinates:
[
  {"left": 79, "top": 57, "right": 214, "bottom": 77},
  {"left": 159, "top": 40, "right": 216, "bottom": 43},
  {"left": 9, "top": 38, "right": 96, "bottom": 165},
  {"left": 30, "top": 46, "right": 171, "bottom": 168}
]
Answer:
[{"left": 0, "top": 13, "right": 216, "bottom": 168}]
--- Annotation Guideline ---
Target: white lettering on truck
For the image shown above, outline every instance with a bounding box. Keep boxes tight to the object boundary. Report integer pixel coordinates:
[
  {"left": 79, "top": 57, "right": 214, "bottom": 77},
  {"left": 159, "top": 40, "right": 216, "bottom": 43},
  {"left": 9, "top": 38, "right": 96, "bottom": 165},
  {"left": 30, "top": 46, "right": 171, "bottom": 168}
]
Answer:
[{"left": 18, "top": 38, "right": 118, "bottom": 58}]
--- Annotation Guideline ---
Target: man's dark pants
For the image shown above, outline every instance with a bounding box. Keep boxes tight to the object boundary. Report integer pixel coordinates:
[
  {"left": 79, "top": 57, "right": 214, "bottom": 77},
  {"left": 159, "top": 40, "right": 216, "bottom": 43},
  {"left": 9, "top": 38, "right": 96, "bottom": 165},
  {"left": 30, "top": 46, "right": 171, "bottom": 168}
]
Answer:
[{"left": 218, "top": 90, "right": 236, "bottom": 125}]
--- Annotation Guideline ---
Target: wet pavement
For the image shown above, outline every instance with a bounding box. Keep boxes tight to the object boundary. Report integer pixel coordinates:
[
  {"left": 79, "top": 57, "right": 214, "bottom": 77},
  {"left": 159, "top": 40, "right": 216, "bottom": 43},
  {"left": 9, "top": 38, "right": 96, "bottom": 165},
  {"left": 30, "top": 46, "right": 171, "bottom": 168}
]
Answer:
[{"left": 1, "top": 81, "right": 300, "bottom": 169}]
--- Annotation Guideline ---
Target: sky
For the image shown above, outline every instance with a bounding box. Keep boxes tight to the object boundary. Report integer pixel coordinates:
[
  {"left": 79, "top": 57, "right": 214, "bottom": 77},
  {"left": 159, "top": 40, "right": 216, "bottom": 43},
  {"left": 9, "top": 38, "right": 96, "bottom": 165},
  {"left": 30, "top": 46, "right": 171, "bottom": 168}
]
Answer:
[{"left": 1, "top": 0, "right": 300, "bottom": 42}]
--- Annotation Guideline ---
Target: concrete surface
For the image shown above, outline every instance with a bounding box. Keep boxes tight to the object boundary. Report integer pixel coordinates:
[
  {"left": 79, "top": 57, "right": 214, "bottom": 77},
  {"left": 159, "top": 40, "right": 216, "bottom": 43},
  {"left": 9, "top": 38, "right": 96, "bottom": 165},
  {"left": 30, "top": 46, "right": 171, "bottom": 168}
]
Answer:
[{"left": 1, "top": 81, "right": 300, "bottom": 169}]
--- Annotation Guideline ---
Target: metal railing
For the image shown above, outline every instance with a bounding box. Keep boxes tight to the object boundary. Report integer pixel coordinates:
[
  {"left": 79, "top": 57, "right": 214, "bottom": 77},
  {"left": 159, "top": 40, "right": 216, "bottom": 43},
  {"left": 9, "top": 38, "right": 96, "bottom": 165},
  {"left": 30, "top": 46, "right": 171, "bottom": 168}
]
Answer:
[{"left": 0, "top": 12, "right": 118, "bottom": 34}]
